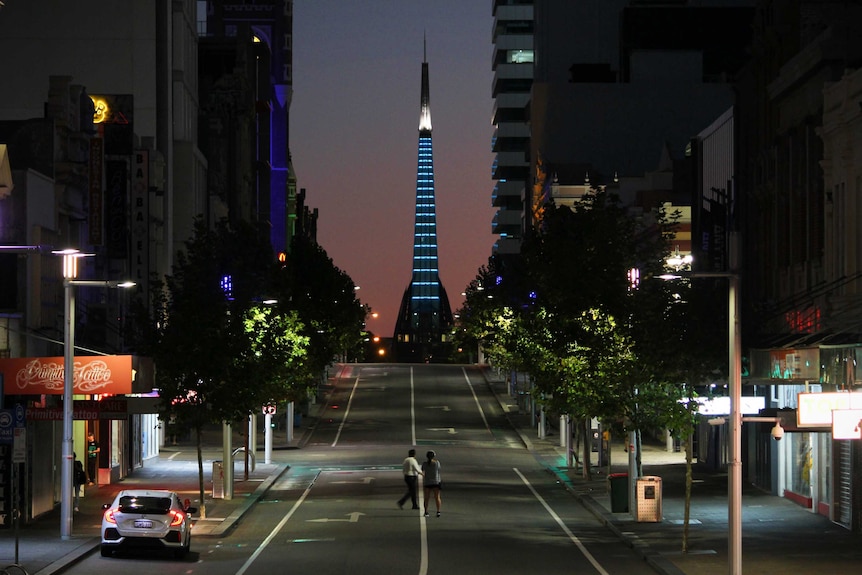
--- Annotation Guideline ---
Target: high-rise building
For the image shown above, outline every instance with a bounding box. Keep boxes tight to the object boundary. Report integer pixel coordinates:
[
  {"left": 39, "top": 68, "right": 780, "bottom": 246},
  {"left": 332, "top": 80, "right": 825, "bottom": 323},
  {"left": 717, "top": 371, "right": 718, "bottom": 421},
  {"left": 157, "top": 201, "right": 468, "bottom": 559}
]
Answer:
[
  {"left": 491, "top": 0, "right": 534, "bottom": 255},
  {"left": 394, "top": 50, "right": 453, "bottom": 362},
  {"left": 198, "top": 0, "right": 294, "bottom": 254}
]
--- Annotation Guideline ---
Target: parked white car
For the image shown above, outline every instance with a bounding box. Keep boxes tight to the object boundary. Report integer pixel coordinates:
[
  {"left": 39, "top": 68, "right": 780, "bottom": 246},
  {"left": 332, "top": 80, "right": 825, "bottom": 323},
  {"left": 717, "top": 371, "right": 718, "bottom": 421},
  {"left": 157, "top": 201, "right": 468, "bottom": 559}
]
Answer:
[{"left": 101, "top": 489, "right": 196, "bottom": 558}]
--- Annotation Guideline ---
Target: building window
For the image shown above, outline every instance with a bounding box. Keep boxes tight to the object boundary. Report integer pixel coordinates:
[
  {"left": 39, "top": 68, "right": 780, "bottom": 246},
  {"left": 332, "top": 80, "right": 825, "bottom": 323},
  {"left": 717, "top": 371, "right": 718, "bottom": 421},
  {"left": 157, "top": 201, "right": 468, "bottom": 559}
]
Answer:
[{"left": 507, "top": 49, "right": 534, "bottom": 64}]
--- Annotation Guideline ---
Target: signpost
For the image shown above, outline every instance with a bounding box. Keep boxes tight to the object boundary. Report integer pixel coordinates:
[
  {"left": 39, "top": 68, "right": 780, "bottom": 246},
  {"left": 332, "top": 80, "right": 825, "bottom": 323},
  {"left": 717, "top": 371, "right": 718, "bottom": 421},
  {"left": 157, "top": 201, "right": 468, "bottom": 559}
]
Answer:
[
  {"left": 263, "top": 404, "right": 276, "bottom": 464},
  {"left": 0, "top": 404, "right": 25, "bottom": 563}
]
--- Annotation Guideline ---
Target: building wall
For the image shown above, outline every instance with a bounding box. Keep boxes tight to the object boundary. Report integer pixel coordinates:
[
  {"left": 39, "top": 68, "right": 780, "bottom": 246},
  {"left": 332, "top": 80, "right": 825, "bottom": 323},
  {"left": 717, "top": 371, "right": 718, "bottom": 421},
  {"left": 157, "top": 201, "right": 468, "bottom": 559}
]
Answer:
[
  {"left": 530, "top": 82, "right": 734, "bottom": 184},
  {"left": 735, "top": 4, "right": 862, "bottom": 347},
  {"left": 533, "top": 0, "right": 628, "bottom": 85},
  {"left": 820, "top": 67, "right": 862, "bottom": 333},
  {"left": 0, "top": 0, "right": 205, "bottom": 275}
]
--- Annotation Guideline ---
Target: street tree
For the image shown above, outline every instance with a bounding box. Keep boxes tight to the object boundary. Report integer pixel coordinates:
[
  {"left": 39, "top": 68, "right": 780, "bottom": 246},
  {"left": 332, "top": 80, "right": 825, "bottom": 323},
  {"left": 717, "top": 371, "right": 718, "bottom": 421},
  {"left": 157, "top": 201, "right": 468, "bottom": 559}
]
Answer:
[
  {"left": 279, "top": 234, "right": 368, "bottom": 387},
  {"left": 518, "top": 189, "right": 685, "bottom": 477},
  {"left": 458, "top": 186, "right": 725, "bottom": 550},
  {"left": 133, "top": 218, "right": 310, "bottom": 517}
]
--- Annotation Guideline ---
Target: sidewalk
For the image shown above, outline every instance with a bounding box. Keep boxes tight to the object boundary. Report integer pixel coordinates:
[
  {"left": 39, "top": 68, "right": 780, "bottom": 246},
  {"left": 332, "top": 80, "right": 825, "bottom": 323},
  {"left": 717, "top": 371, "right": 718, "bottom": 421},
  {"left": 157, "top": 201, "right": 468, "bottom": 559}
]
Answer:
[
  {"left": 0, "top": 427, "right": 301, "bottom": 575},
  {"left": 484, "top": 368, "right": 862, "bottom": 575}
]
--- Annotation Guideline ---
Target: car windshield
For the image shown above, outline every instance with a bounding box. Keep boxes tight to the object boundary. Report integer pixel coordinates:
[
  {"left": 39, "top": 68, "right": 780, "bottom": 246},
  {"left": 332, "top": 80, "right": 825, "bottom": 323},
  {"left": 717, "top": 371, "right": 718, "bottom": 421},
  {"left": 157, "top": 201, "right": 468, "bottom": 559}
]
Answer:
[{"left": 118, "top": 496, "right": 172, "bottom": 514}]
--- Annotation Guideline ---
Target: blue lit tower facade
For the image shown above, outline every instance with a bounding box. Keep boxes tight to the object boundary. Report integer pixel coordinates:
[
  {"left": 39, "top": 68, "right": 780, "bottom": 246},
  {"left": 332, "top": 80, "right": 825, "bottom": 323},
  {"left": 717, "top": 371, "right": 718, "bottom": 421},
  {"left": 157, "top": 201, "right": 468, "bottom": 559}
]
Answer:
[{"left": 394, "top": 51, "right": 453, "bottom": 362}]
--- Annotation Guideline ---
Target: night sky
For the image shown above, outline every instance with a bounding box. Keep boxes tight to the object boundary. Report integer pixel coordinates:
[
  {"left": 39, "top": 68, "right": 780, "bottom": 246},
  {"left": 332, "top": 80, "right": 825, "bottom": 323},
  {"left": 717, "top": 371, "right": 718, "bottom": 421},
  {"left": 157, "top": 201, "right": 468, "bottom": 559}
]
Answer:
[{"left": 291, "top": 1, "right": 495, "bottom": 336}]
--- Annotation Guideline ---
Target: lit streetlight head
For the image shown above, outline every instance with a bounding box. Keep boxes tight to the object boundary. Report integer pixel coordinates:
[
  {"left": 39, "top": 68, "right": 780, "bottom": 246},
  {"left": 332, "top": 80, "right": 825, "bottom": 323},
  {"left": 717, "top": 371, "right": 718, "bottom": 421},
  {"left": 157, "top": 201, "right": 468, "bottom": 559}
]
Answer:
[{"left": 666, "top": 247, "right": 693, "bottom": 271}]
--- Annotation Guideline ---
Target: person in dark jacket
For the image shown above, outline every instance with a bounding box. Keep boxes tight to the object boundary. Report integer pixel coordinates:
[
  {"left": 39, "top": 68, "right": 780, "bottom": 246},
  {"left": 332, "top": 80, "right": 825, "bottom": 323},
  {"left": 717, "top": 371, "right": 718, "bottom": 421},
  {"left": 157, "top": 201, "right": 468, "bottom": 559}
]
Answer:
[{"left": 73, "top": 453, "right": 86, "bottom": 512}]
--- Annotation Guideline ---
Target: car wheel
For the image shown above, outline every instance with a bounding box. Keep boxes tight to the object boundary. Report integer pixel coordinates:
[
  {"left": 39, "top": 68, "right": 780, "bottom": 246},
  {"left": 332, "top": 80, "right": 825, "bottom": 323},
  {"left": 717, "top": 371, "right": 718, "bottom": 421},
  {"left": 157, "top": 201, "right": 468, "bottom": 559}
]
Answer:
[
  {"left": 100, "top": 545, "right": 113, "bottom": 558},
  {"left": 175, "top": 537, "right": 190, "bottom": 559}
]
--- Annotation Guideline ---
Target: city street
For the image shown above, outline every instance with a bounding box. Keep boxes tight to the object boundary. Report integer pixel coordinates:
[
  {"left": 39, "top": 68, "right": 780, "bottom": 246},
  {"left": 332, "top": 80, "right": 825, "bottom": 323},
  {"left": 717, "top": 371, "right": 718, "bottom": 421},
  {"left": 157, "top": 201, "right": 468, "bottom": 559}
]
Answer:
[{"left": 57, "top": 363, "right": 658, "bottom": 575}]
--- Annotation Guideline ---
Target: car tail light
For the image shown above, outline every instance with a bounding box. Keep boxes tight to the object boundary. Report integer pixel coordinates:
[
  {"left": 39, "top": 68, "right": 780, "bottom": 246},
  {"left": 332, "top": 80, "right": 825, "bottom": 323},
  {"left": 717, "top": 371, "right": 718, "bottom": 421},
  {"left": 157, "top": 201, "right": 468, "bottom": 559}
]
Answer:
[
  {"left": 169, "top": 509, "right": 185, "bottom": 527},
  {"left": 104, "top": 507, "right": 119, "bottom": 524}
]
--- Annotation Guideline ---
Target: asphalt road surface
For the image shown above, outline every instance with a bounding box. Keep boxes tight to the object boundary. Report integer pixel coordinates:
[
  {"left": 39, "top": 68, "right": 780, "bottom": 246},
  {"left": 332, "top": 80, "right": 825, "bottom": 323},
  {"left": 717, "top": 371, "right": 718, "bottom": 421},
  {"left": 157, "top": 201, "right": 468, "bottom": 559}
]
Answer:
[{"left": 70, "top": 364, "right": 659, "bottom": 575}]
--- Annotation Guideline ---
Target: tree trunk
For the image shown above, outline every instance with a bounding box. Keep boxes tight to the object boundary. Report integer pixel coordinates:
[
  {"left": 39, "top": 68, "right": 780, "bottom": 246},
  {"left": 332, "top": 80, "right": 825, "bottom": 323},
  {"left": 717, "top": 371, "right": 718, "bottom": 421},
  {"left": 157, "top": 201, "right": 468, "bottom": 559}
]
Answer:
[
  {"left": 581, "top": 418, "right": 592, "bottom": 481},
  {"left": 196, "top": 426, "right": 206, "bottom": 519},
  {"left": 244, "top": 416, "right": 250, "bottom": 481},
  {"left": 605, "top": 427, "right": 612, "bottom": 476},
  {"left": 683, "top": 431, "right": 693, "bottom": 553}
]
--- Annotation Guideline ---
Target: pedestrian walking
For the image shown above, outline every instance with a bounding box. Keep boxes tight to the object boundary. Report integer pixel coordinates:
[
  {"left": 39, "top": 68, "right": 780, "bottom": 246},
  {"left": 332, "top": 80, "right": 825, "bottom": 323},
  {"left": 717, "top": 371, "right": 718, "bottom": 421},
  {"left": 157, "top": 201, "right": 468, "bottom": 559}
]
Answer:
[
  {"left": 86, "top": 432, "right": 100, "bottom": 485},
  {"left": 73, "top": 453, "right": 86, "bottom": 512},
  {"left": 397, "top": 449, "right": 423, "bottom": 510},
  {"left": 421, "top": 450, "right": 442, "bottom": 517}
]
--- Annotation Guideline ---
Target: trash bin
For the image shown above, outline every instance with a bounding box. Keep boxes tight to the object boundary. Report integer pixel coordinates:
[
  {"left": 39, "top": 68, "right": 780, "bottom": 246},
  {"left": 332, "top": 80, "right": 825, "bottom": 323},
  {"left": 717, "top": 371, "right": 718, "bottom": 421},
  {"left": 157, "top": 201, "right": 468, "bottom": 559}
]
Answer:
[
  {"left": 608, "top": 473, "right": 628, "bottom": 513},
  {"left": 635, "top": 475, "right": 662, "bottom": 522},
  {"left": 212, "top": 460, "right": 224, "bottom": 499}
]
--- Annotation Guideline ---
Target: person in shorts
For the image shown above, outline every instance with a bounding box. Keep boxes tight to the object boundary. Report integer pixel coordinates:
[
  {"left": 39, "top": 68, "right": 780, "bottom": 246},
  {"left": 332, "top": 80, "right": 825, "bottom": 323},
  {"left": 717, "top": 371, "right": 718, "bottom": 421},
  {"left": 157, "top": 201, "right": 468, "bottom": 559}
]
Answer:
[{"left": 421, "top": 450, "right": 442, "bottom": 517}]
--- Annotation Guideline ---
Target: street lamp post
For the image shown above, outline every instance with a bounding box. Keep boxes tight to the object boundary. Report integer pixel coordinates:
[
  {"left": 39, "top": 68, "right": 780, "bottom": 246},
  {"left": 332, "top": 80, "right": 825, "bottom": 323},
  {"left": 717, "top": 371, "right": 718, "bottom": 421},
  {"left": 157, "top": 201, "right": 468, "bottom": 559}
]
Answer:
[
  {"left": 728, "top": 234, "right": 742, "bottom": 575},
  {"left": 58, "top": 250, "right": 134, "bottom": 539},
  {"left": 663, "top": 232, "right": 741, "bottom": 575},
  {"left": 60, "top": 253, "right": 77, "bottom": 540}
]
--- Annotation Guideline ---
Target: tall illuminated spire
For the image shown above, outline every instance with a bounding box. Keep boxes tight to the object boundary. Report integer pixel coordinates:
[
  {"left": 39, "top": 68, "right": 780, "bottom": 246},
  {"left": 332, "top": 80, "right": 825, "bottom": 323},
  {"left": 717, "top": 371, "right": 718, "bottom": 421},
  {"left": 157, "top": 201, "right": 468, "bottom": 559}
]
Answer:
[
  {"left": 419, "top": 34, "right": 432, "bottom": 132},
  {"left": 394, "top": 43, "right": 453, "bottom": 362}
]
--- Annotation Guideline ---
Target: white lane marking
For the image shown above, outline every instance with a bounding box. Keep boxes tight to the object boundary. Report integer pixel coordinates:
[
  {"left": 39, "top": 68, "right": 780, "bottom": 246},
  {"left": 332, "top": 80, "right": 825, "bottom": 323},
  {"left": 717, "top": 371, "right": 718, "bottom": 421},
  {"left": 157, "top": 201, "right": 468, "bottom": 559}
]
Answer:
[
  {"left": 419, "top": 479, "right": 428, "bottom": 575},
  {"left": 331, "top": 375, "right": 361, "bottom": 447},
  {"left": 513, "top": 468, "right": 611, "bottom": 575},
  {"left": 462, "top": 367, "right": 492, "bottom": 436},
  {"left": 234, "top": 471, "right": 320, "bottom": 575}
]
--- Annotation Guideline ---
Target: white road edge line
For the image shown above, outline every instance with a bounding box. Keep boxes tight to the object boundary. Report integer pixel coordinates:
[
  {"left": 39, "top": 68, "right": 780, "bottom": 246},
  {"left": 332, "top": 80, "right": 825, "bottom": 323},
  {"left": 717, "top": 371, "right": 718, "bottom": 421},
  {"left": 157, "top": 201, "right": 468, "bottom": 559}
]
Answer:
[
  {"left": 462, "top": 367, "right": 492, "bottom": 436},
  {"left": 235, "top": 470, "right": 321, "bottom": 575},
  {"left": 331, "top": 375, "right": 361, "bottom": 447},
  {"left": 513, "top": 467, "right": 611, "bottom": 575}
]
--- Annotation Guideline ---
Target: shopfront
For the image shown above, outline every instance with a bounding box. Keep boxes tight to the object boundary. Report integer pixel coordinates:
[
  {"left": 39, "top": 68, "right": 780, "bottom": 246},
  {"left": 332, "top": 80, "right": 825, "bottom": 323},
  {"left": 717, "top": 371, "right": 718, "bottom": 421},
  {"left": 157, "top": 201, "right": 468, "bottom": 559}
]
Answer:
[{"left": 0, "top": 354, "right": 153, "bottom": 521}]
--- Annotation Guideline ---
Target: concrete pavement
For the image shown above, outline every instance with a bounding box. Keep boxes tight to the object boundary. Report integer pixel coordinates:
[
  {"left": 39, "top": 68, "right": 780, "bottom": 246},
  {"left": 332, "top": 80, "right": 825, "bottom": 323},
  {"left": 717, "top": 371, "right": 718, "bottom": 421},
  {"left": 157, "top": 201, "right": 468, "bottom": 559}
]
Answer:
[
  {"left": 484, "top": 368, "right": 862, "bottom": 575},
  {"left": 4, "top": 366, "right": 862, "bottom": 575}
]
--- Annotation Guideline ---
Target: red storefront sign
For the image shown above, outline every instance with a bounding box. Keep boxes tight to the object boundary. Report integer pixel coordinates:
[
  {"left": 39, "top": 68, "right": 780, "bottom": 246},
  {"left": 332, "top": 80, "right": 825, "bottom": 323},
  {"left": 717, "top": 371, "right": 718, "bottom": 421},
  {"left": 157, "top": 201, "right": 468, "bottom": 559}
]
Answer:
[{"left": 0, "top": 356, "right": 132, "bottom": 395}]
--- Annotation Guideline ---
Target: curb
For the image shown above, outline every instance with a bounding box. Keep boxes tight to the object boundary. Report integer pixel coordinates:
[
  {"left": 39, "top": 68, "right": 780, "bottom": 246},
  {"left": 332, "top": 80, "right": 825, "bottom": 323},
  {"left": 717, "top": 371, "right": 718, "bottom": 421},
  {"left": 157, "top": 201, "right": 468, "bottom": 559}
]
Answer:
[
  {"left": 479, "top": 365, "right": 684, "bottom": 575},
  {"left": 198, "top": 463, "right": 291, "bottom": 537},
  {"left": 33, "top": 539, "right": 99, "bottom": 575},
  {"left": 576, "top": 493, "right": 687, "bottom": 575}
]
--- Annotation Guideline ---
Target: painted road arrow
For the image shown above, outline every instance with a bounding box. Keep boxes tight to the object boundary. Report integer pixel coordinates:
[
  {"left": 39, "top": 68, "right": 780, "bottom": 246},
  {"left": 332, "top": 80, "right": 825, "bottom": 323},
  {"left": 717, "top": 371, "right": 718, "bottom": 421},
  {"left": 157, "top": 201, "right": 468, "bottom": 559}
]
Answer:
[
  {"left": 331, "top": 477, "right": 375, "bottom": 484},
  {"left": 426, "top": 406, "right": 451, "bottom": 411},
  {"left": 307, "top": 512, "right": 365, "bottom": 523},
  {"left": 427, "top": 428, "right": 457, "bottom": 434}
]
